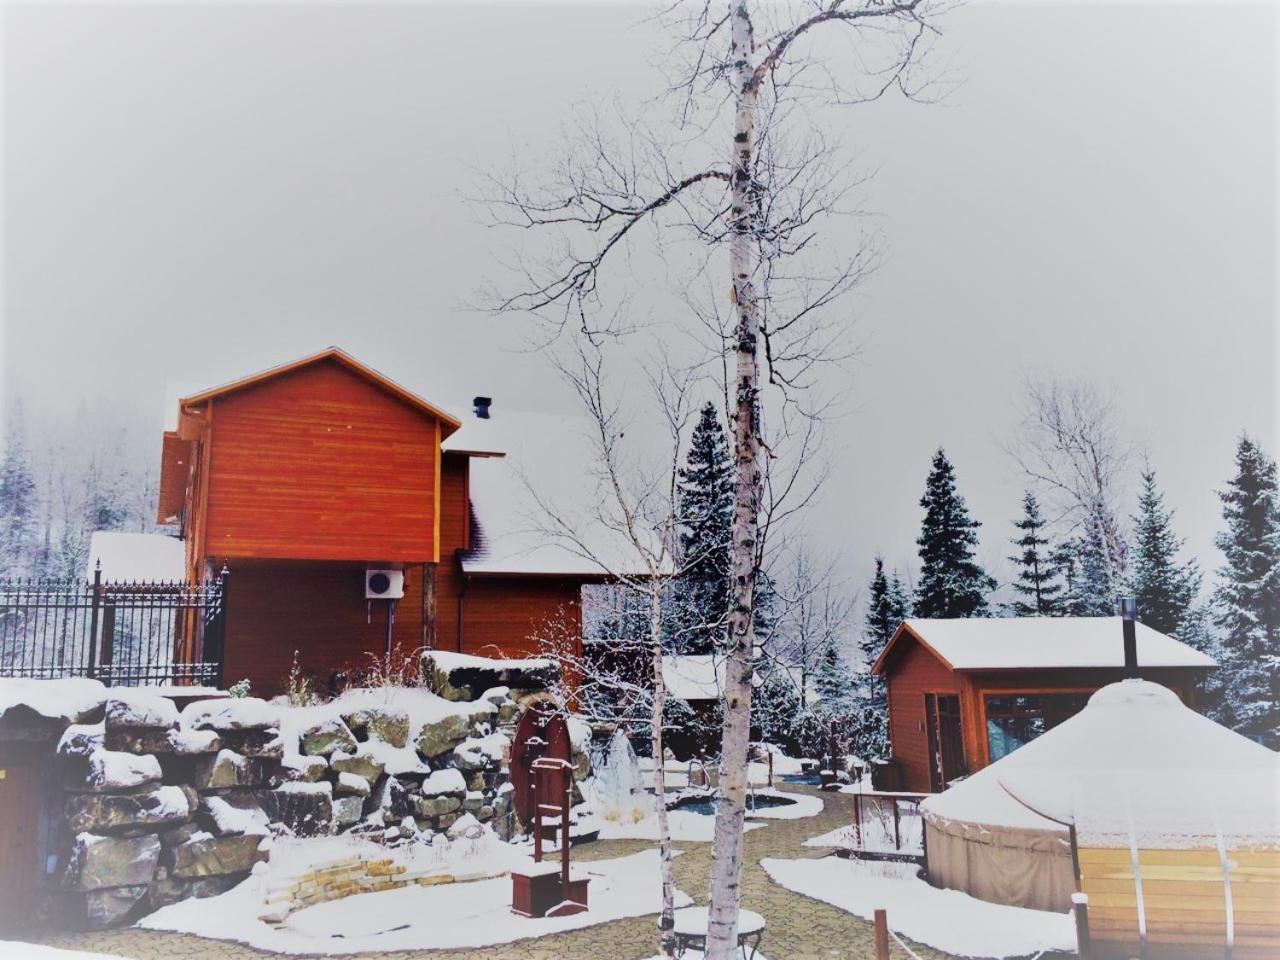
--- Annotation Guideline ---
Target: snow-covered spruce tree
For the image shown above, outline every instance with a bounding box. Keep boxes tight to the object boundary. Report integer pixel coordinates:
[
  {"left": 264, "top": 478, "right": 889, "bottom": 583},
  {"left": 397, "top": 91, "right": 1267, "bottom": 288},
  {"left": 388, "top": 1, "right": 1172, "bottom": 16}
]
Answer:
[
  {"left": 1055, "top": 515, "right": 1121, "bottom": 616},
  {"left": 858, "top": 557, "right": 908, "bottom": 759},
  {"left": 1003, "top": 491, "right": 1066, "bottom": 617},
  {"left": 1129, "top": 469, "right": 1201, "bottom": 638},
  {"left": 0, "top": 404, "right": 40, "bottom": 578},
  {"left": 673, "top": 402, "right": 735, "bottom": 655},
  {"left": 914, "top": 449, "right": 995, "bottom": 618},
  {"left": 1212, "top": 435, "right": 1280, "bottom": 747}
]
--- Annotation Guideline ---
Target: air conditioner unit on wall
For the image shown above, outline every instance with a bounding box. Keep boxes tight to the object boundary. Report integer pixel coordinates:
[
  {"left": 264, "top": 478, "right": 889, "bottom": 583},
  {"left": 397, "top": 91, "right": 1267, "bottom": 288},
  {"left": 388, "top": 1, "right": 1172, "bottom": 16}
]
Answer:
[{"left": 365, "top": 568, "right": 405, "bottom": 600}]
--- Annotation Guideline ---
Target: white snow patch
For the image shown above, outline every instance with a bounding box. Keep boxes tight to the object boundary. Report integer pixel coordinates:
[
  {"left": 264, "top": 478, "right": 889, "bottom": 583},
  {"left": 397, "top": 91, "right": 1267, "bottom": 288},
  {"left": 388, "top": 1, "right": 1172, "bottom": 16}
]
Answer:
[
  {"left": 420, "top": 768, "right": 467, "bottom": 796},
  {"left": 895, "top": 616, "right": 1215, "bottom": 670},
  {"left": 204, "top": 796, "right": 270, "bottom": 837},
  {"left": 0, "top": 678, "right": 106, "bottom": 723},
  {"left": 141, "top": 849, "right": 690, "bottom": 954},
  {"left": 182, "top": 697, "right": 278, "bottom": 731},
  {"left": 105, "top": 688, "right": 179, "bottom": 729},
  {"left": 424, "top": 650, "right": 553, "bottom": 674},
  {"left": 761, "top": 857, "right": 1075, "bottom": 959},
  {"left": 85, "top": 749, "right": 162, "bottom": 792}
]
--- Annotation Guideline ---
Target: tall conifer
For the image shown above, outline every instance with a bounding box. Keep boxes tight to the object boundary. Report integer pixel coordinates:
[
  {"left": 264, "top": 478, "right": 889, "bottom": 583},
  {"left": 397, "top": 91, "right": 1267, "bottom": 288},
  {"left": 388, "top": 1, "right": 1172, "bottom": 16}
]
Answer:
[
  {"left": 1004, "top": 491, "right": 1065, "bottom": 616},
  {"left": 1129, "top": 469, "right": 1201, "bottom": 637},
  {"left": 914, "top": 449, "right": 994, "bottom": 618}
]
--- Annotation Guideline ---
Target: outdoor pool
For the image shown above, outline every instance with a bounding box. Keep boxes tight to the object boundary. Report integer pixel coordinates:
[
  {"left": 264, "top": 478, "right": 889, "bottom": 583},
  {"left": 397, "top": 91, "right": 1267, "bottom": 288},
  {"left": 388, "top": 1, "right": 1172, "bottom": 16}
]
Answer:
[{"left": 670, "top": 792, "right": 798, "bottom": 816}]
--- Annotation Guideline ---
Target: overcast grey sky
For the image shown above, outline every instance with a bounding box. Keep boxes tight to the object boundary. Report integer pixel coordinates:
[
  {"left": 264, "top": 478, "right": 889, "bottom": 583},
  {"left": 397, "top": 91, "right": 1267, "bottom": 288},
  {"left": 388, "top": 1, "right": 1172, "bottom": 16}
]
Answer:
[{"left": 2, "top": 1, "right": 1276, "bottom": 597}]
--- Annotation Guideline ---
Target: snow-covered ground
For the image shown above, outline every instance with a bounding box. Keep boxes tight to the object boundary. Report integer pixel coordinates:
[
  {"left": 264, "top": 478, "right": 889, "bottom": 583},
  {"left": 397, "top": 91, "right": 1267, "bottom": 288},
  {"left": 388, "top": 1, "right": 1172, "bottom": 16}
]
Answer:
[
  {"left": 760, "top": 857, "right": 1075, "bottom": 959},
  {"left": 804, "top": 803, "right": 922, "bottom": 854},
  {"left": 141, "top": 849, "right": 690, "bottom": 954}
]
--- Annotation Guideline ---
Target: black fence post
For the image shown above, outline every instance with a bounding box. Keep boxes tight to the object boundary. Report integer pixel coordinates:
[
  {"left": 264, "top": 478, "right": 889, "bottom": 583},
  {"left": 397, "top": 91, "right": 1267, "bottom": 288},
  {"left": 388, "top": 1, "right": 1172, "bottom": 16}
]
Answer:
[
  {"left": 215, "top": 564, "right": 230, "bottom": 689},
  {"left": 87, "top": 561, "right": 102, "bottom": 680}
]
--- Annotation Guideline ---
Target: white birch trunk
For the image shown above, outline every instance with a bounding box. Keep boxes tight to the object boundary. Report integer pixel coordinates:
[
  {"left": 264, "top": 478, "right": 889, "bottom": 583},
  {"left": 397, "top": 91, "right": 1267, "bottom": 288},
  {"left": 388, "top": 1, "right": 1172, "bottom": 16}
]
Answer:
[
  {"left": 651, "top": 582, "right": 677, "bottom": 958},
  {"left": 706, "top": 2, "right": 763, "bottom": 956}
]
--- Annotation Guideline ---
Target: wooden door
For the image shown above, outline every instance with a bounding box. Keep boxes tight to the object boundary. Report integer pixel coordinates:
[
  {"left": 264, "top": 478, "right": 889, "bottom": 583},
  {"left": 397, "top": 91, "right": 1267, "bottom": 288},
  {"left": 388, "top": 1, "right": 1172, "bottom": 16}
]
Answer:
[
  {"left": 0, "top": 742, "right": 42, "bottom": 931},
  {"left": 510, "top": 698, "right": 571, "bottom": 825},
  {"left": 925, "top": 693, "right": 965, "bottom": 792}
]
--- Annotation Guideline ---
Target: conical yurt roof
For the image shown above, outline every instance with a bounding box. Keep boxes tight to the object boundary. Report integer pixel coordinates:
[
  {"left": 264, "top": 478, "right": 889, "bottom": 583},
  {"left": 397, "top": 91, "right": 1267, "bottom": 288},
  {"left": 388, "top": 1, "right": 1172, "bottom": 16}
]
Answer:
[{"left": 989, "top": 680, "right": 1280, "bottom": 848}]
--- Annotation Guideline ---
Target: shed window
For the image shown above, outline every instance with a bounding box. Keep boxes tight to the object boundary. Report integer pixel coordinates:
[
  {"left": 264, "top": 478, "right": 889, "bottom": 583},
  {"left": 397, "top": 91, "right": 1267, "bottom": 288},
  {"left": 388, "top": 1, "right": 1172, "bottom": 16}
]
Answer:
[{"left": 984, "top": 693, "right": 1090, "bottom": 761}]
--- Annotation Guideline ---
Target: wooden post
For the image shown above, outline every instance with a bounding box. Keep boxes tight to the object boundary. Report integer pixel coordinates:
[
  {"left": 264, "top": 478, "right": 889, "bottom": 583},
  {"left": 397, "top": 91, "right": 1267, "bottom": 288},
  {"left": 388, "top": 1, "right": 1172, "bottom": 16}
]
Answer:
[
  {"left": 422, "top": 562, "right": 437, "bottom": 651},
  {"left": 87, "top": 562, "right": 102, "bottom": 679},
  {"left": 873, "top": 909, "right": 890, "bottom": 960},
  {"left": 560, "top": 765, "right": 571, "bottom": 889},
  {"left": 892, "top": 799, "right": 902, "bottom": 851},
  {"left": 1072, "top": 893, "right": 1092, "bottom": 960},
  {"left": 768, "top": 750, "right": 774, "bottom": 788},
  {"left": 854, "top": 792, "right": 863, "bottom": 850},
  {"left": 531, "top": 766, "right": 542, "bottom": 863}
]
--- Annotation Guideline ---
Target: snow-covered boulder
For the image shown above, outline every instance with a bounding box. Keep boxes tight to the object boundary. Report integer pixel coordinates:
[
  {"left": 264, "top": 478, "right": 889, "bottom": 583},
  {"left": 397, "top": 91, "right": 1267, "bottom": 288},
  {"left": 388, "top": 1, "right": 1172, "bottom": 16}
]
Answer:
[
  {"left": 61, "top": 832, "right": 161, "bottom": 892},
  {"left": 0, "top": 677, "right": 107, "bottom": 727},
  {"left": 279, "top": 753, "right": 328, "bottom": 783},
  {"left": 329, "top": 744, "right": 386, "bottom": 783},
  {"left": 423, "top": 651, "right": 559, "bottom": 702},
  {"left": 104, "top": 689, "right": 179, "bottom": 731},
  {"left": 416, "top": 712, "right": 473, "bottom": 757},
  {"left": 199, "top": 794, "right": 270, "bottom": 838},
  {"left": 298, "top": 717, "right": 357, "bottom": 758},
  {"left": 257, "top": 781, "right": 335, "bottom": 838},
  {"left": 192, "top": 749, "right": 271, "bottom": 790},
  {"left": 334, "top": 771, "right": 371, "bottom": 798},
  {"left": 340, "top": 706, "right": 410, "bottom": 748},
  {"left": 57, "top": 722, "right": 105, "bottom": 758},
  {"left": 83, "top": 749, "right": 163, "bottom": 793},
  {"left": 169, "top": 831, "right": 267, "bottom": 878},
  {"left": 332, "top": 795, "right": 364, "bottom": 828},
  {"left": 182, "top": 696, "right": 278, "bottom": 732},
  {"left": 445, "top": 812, "right": 484, "bottom": 841},
  {"left": 65, "top": 785, "right": 195, "bottom": 834}
]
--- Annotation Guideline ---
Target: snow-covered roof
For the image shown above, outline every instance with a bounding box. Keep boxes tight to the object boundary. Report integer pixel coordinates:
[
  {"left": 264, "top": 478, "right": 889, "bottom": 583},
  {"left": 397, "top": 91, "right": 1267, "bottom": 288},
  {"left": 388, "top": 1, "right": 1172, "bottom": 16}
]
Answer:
[
  {"left": 875, "top": 617, "right": 1216, "bottom": 674},
  {"left": 662, "top": 655, "right": 724, "bottom": 701},
  {"left": 86, "top": 532, "right": 186, "bottom": 583},
  {"left": 987, "top": 680, "right": 1279, "bottom": 848},
  {"left": 161, "top": 349, "right": 647, "bottom": 579}
]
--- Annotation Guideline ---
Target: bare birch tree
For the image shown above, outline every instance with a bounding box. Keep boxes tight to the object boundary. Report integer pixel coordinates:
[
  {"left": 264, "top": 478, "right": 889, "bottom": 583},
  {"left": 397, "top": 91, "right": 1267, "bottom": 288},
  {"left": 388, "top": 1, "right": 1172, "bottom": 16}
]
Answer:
[
  {"left": 1010, "top": 377, "right": 1135, "bottom": 587},
  {"left": 483, "top": 3, "right": 945, "bottom": 953},
  {"left": 524, "top": 337, "right": 701, "bottom": 956}
]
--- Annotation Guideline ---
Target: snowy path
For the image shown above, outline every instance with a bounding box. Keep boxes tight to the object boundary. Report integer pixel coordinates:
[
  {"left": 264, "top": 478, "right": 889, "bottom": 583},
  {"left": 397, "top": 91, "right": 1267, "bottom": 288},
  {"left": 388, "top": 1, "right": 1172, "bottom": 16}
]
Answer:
[{"left": 18, "top": 785, "right": 1074, "bottom": 960}]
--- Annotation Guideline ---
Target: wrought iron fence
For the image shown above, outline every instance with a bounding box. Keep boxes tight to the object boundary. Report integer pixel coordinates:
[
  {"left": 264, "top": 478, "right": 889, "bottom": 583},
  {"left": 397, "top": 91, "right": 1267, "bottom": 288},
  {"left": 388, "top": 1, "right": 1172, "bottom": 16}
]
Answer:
[{"left": 0, "top": 565, "right": 227, "bottom": 687}]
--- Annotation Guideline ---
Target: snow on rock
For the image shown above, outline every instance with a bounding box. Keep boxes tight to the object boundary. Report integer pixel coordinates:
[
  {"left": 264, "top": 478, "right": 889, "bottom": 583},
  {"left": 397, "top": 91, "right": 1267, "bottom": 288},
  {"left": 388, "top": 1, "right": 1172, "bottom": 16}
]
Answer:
[
  {"left": 567, "top": 715, "right": 592, "bottom": 753},
  {"left": 85, "top": 749, "right": 163, "bottom": 792},
  {"left": 444, "top": 812, "right": 482, "bottom": 840},
  {"left": 202, "top": 795, "right": 271, "bottom": 837},
  {"left": 420, "top": 768, "right": 467, "bottom": 797},
  {"left": 141, "top": 849, "right": 690, "bottom": 954},
  {"left": 58, "top": 722, "right": 105, "bottom": 757},
  {"left": 183, "top": 697, "right": 279, "bottom": 732},
  {"left": 0, "top": 677, "right": 107, "bottom": 724},
  {"left": 105, "top": 688, "right": 179, "bottom": 730},
  {"left": 762, "top": 857, "right": 1075, "bottom": 958}
]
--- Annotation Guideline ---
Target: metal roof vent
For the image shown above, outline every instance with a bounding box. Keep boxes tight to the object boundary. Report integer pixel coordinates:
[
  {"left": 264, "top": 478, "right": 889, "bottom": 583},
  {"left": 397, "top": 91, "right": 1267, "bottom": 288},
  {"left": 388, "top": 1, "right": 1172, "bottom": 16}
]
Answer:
[{"left": 473, "top": 396, "right": 492, "bottom": 419}]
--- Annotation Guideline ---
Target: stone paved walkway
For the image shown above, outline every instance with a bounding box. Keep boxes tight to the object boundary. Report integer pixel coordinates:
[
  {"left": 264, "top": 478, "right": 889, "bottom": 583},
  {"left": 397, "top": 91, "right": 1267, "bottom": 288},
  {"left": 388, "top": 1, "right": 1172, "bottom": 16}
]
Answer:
[{"left": 25, "top": 785, "right": 1065, "bottom": 960}]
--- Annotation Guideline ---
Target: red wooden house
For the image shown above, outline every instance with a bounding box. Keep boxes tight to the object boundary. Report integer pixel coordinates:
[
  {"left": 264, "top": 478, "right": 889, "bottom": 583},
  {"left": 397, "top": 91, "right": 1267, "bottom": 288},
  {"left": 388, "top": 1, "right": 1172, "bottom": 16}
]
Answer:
[
  {"left": 156, "top": 348, "right": 613, "bottom": 695},
  {"left": 870, "top": 617, "right": 1216, "bottom": 794}
]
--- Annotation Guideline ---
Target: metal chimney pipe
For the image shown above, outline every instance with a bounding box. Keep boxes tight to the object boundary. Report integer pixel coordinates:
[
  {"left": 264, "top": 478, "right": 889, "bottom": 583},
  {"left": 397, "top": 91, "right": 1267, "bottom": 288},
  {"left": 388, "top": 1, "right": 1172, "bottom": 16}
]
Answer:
[
  {"left": 473, "top": 396, "right": 492, "bottom": 419},
  {"left": 1116, "top": 596, "right": 1139, "bottom": 678}
]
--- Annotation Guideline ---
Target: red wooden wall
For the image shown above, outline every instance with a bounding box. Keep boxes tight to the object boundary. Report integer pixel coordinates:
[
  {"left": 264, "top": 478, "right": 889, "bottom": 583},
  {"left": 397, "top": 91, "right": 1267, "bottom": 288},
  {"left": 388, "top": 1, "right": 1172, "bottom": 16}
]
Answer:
[{"left": 201, "top": 359, "right": 441, "bottom": 563}]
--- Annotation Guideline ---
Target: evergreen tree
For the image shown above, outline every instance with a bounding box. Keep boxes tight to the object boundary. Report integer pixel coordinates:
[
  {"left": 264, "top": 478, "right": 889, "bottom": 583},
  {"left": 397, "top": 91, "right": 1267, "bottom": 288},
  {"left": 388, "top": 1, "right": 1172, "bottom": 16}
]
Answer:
[
  {"left": 914, "top": 449, "right": 995, "bottom": 618},
  {"left": 0, "top": 405, "right": 40, "bottom": 577},
  {"left": 1129, "top": 469, "right": 1201, "bottom": 637},
  {"left": 857, "top": 557, "right": 908, "bottom": 761},
  {"left": 1004, "top": 491, "right": 1066, "bottom": 616},
  {"left": 1212, "top": 435, "right": 1280, "bottom": 747},
  {"left": 673, "top": 402, "right": 734, "bottom": 654},
  {"left": 1056, "top": 513, "right": 1120, "bottom": 616},
  {"left": 813, "top": 632, "right": 858, "bottom": 709}
]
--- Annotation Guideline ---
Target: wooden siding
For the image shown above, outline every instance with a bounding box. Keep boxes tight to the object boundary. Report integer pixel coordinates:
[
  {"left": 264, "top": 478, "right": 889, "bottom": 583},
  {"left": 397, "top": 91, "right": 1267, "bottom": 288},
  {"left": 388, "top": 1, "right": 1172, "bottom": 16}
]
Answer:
[
  {"left": 156, "top": 432, "right": 193, "bottom": 525},
  {"left": 202, "top": 358, "right": 439, "bottom": 563},
  {"left": 1079, "top": 846, "right": 1280, "bottom": 959},
  {"left": 885, "top": 639, "right": 966, "bottom": 794}
]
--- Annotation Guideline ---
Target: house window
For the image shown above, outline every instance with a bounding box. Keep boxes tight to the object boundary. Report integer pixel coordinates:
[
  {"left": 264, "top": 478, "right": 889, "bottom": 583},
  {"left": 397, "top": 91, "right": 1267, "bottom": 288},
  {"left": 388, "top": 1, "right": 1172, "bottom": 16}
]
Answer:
[{"left": 984, "top": 693, "right": 1090, "bottom": 761}]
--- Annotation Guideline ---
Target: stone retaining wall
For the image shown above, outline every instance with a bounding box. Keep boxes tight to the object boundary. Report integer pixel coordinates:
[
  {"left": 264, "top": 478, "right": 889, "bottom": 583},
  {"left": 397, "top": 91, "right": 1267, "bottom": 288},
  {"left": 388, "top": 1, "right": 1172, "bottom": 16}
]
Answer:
[{"left": 0, "top": 657, "right": 590, "bottom": 932}]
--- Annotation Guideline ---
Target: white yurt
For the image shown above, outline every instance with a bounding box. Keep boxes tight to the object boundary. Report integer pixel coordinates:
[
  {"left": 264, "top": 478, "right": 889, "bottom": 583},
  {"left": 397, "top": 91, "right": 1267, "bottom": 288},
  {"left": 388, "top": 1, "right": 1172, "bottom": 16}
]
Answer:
[{"left": 921, "top": 679, "right": 1280, "bottom": 916}]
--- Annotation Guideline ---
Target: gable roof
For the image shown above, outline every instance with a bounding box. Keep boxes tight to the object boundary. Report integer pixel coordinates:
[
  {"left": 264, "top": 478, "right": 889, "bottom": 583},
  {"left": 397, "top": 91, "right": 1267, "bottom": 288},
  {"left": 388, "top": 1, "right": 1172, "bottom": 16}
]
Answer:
[
  {"left": 176, "top": 347, "right": 463, "bottom": 437},
  {"left": 872, "top": 617, "right": 1216, "bottom": 676}
]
